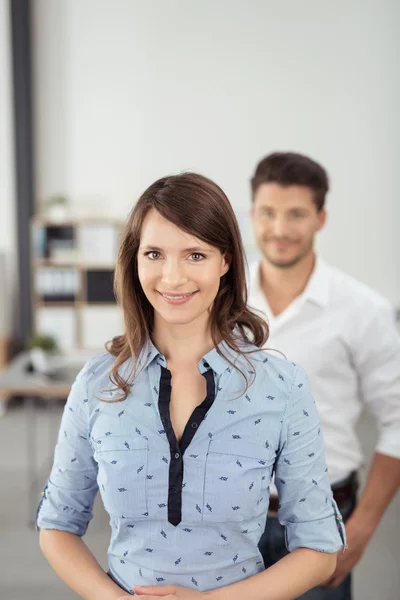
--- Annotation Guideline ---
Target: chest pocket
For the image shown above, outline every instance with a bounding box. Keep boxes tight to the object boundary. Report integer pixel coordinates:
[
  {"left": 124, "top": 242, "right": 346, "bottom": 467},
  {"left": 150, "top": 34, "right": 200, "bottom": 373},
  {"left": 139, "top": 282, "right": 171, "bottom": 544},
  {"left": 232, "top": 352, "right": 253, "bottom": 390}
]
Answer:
[
  {"left": 202, "top": 439, "right": 274, "bottom": 524},
  {"left": 94, "top": 435, "right": 148, "bottom": 519}
]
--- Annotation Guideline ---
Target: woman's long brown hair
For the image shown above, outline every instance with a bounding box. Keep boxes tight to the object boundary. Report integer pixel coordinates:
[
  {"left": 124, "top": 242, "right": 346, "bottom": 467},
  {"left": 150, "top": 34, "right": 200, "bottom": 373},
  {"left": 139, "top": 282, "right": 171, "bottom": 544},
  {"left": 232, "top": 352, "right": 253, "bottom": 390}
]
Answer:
[{"left": 105, "top": 172, "right": 269, "bottom": 401}]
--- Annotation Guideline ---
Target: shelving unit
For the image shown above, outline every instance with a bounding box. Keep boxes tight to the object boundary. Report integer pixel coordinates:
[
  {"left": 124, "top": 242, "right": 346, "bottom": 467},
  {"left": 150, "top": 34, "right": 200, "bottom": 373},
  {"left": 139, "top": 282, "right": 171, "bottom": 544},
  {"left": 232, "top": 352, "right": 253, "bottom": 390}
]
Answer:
[{"left": 31, "top": 216, "right": 125, "bottom": 352}]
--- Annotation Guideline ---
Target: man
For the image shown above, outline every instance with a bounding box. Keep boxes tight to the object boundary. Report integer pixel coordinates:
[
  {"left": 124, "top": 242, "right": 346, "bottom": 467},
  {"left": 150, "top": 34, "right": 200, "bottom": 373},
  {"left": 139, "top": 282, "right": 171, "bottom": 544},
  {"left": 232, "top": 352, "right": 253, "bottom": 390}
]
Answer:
[{"left": 248, "top": 152, "right": 400, "bottom": 600}]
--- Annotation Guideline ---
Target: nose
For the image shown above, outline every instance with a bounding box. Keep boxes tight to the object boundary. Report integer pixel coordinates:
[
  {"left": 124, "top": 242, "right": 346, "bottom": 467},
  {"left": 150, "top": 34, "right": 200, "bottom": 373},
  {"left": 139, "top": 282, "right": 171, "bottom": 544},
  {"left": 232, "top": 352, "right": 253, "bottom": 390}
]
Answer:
[
  {"left": 270, "top": 215, "right": 289, "bottom": 238},
  {"left": 161, "top": 258, "right": 188, "bottom": 289}
]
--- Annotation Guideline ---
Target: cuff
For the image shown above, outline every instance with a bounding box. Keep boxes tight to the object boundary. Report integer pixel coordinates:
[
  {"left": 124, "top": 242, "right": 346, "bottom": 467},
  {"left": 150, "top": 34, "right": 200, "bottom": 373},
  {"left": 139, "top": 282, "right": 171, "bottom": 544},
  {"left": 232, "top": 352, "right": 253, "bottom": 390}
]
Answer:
[{"left": 285, "top": 499, "right": 347, "bottom": 554}]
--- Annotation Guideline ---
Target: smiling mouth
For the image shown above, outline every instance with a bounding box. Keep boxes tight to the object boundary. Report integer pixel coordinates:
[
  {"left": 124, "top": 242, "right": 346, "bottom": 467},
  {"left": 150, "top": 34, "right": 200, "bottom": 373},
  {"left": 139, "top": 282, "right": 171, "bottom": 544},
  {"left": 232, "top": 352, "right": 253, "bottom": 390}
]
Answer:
[{"left": 157, "top": 291, "right": 198, "bottom": 301}]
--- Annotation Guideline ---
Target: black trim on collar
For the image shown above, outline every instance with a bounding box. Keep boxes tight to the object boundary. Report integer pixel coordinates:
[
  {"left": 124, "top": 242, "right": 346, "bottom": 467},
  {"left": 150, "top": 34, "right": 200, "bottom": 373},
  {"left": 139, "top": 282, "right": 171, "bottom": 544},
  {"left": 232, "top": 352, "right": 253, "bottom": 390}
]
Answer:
[{"left": 158, "top": 367, "right": 216, "bottom": 526}]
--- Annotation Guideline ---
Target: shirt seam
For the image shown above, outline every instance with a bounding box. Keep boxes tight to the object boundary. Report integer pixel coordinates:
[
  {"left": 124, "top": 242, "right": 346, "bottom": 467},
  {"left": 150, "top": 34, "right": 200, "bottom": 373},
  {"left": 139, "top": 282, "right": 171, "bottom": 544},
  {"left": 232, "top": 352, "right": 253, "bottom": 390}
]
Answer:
[
  {"left": 280, "top": 364, "right": 300, "bottom": 451},
  {"left": 83, "top": 357, "right": 96, "bottom": 439}
]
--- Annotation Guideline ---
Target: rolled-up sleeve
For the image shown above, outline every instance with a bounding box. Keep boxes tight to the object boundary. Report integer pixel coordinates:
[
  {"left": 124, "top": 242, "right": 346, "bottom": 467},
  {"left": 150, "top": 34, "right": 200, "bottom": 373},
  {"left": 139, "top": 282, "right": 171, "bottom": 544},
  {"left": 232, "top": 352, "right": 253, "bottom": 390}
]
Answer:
[
  {"left": 36, "top": 360, "right": 98, "bottom": 536},
  {"left": 351, "top": 301, "right": 400, "bottom": 460},
  {"left": 275, "top": 365, "right": 346, "bottom": 554}
]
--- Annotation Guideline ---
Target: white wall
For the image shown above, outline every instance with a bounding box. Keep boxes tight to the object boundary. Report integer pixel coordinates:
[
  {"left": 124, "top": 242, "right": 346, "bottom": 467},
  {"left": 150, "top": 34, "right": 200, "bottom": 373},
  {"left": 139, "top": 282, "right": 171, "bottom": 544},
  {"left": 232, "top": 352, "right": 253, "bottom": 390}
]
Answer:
[
  {"left": 33, "top": 0, "right": 400, "bottom": 305},
  {"left": 0, "top": 0, "right": 17, "bottom": 336}
]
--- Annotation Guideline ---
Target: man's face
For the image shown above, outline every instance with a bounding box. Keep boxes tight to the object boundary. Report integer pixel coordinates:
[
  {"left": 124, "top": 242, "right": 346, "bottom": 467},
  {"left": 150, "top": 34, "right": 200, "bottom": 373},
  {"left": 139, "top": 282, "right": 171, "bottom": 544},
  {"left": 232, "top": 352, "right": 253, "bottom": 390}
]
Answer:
[{"left": 251, "top": 182, "right": 326, "bottom": 268}]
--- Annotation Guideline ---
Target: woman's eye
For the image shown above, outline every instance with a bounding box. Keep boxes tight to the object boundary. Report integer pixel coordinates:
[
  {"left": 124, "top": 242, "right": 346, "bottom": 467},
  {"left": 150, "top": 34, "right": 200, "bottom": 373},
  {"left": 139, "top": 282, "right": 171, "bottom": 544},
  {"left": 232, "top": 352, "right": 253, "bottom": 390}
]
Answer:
[
  {"left": 146, "top": 251, "right": 161, "bottom": 260},
  {"left": 190, "top": 253, "right": 205, "bottom": 261}
]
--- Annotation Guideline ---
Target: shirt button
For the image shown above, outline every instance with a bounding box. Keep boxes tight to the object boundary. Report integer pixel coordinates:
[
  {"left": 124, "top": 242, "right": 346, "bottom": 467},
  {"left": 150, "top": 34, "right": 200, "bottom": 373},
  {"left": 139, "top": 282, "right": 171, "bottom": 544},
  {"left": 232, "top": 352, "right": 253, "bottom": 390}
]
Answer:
[
  {"left": 174, "top": 452, "right": 180, "bottom": 459},
  {"left": 336, "top": 515, "right": 343, "bottom": 521},
  {"left": 209, "top": 394, "right": 215, "bottom": 401},
  {"left": 191, "top": 422, "right": 198, "bottom": 429}
]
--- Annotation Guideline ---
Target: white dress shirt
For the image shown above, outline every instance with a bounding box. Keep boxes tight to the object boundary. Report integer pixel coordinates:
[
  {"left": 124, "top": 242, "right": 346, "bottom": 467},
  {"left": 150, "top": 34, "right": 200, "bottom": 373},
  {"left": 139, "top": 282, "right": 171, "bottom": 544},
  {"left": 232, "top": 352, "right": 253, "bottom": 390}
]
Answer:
[{"left": 248, "top": 257, "right": 400, "bottom": 488}]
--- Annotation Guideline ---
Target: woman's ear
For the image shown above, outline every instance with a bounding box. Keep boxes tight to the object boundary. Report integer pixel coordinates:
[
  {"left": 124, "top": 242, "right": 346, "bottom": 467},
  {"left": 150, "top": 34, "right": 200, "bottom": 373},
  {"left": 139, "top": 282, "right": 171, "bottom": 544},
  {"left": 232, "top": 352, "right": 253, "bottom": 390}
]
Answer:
[{"left": 221, "top": 252, "right": 232, "bottom": 276}]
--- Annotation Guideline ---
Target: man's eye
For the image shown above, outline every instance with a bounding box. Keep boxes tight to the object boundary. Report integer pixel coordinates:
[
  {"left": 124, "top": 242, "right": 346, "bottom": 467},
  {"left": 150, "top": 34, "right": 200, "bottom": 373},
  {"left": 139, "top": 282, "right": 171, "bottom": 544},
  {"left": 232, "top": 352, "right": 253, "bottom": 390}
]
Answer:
[{"left": 261, "top": 209, "right": 274, "bottom": 218}]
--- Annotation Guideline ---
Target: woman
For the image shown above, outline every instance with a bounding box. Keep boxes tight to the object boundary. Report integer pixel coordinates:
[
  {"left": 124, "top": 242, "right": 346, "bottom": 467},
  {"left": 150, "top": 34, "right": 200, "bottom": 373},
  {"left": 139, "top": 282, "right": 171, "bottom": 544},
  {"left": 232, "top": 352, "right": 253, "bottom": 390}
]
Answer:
[{"left": 37, "top": 173, "right": 346, "bottom": 600}]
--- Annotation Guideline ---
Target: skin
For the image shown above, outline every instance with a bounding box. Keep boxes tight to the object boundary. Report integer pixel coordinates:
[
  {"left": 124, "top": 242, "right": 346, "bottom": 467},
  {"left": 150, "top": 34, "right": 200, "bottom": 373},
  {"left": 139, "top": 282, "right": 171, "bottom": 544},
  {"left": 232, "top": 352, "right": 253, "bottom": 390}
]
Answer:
[
  {"left": 138, "top": 208, "right": 231, "bottom": 443},
  {"left": 137, "top": 208, "right": 230, "bottom": 337},
  {"left": 251, "top": 182, "right": 326, "bottom": 317},
  {"left": 251, "top": 182, "right": 326, "bottom": 271}
]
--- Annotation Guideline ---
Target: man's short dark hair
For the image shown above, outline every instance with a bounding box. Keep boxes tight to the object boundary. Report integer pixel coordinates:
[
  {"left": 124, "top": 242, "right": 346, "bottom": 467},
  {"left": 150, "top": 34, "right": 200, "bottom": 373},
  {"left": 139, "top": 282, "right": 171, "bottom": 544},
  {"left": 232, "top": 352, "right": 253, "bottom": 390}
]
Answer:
[{"left": 251, "top": 152, "right": 329, "bottom": 211}]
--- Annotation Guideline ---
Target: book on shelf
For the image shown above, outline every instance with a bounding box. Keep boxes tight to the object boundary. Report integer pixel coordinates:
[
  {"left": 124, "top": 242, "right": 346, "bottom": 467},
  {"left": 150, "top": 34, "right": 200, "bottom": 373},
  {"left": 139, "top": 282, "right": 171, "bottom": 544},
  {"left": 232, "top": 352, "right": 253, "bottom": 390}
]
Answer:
[{"left": 36, "top": 268, "right": 80, "bottom": 302}]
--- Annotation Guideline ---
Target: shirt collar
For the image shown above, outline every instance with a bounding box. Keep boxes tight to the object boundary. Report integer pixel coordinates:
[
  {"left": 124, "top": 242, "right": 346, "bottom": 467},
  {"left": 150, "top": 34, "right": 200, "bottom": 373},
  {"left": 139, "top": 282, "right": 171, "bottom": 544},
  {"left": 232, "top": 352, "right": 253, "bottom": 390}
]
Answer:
[
  {"left": 199, "top": 342, "right": 237, "bottom": 376},
  {"left": 301, "top": 256, "right": 331, "bottom": 308},
  {"left": 138, "top": 339, "right": 165, "bottom": 371},
  {"left": 250, "top": 255, "right": 331, "bottom": 309},
  {"left": 138, "top": 337, "right": 237, "bottom": 376}
]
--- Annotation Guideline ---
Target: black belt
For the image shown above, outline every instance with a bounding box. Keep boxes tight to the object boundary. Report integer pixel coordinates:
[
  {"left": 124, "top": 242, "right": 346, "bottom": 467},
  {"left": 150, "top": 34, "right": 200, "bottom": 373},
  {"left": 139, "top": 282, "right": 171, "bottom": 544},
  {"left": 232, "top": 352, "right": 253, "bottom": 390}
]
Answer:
[{"left": 268, "top": 471, "right": 359, "bottom": 514}]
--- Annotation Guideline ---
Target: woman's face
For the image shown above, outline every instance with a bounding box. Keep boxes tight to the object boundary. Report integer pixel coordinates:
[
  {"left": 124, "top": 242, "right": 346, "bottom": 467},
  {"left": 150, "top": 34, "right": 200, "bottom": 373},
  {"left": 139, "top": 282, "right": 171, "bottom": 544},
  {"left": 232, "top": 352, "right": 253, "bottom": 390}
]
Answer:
[{"left": 137, "top": 209, "right": 230, "bottom": 326}]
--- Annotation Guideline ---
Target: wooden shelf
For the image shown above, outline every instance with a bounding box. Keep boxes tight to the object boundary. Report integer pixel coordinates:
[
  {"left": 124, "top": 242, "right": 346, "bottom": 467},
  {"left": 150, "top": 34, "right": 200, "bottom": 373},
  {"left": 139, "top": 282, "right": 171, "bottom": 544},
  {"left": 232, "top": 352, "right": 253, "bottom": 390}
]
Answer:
[
  {"left": 80, "top": 264, "right": 117, "bottom": 271},
  {"left": 84, "top": 302, "right": 118, "bottom": 307},
  {"left": 33, "top": 260, "right": 116, "bottom": 270},
  {"left": 36, "top": 300, "right": 78, "bottom": 308},
  {"left": 31, "top": 217, "right": 124, "bottom": 350},
  {"left": 34, "top": 259, "right": 78, "bottom": 268},
  {"left": 32, "top": 215, "right": 124, "bottom": 227},
  {"left": 36, "top": 300, "right": 119, "bottom": 308}
]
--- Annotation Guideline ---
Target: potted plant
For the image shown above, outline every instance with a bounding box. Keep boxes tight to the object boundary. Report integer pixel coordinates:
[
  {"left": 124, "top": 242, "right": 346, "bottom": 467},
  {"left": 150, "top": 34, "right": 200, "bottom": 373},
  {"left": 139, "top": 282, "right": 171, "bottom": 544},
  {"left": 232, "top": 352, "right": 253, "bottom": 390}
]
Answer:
[
  {"left": 44, "top": 194, "right": 69, "bottom": 222},
  {"left": 26, "top": 334, "right": 61, "bottom": 374}
]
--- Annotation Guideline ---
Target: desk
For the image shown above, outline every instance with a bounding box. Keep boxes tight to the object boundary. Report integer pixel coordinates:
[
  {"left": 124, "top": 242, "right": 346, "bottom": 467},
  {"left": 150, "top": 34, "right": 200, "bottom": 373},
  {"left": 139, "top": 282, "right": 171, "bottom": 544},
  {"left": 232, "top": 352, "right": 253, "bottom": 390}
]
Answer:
[{"left": 0, "top": 351, "right": 82, "bottom": 526}]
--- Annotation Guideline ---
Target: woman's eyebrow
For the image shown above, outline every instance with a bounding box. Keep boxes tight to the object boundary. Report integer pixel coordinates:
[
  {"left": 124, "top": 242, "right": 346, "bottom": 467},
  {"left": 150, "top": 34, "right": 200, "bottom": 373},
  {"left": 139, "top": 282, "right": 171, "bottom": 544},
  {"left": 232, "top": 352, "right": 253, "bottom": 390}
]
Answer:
[{"left": 141, "top": 245, "right": 214, "bottom": 253}]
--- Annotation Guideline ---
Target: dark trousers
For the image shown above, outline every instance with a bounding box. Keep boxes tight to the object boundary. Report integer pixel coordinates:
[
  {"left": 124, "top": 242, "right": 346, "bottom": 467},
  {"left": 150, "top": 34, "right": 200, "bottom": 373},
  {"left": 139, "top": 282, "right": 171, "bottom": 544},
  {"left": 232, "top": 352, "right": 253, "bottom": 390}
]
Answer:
[{"left": 258, "top": 493, "right": 356, "bottom": 600}]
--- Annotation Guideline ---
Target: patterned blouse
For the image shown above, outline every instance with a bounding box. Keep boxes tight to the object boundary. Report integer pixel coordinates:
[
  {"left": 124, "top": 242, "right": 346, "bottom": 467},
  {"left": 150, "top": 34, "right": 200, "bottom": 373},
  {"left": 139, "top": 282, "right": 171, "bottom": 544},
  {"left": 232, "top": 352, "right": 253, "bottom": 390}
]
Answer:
[{"left": 36, "top": 339, "right": 346, "bottom": 594}]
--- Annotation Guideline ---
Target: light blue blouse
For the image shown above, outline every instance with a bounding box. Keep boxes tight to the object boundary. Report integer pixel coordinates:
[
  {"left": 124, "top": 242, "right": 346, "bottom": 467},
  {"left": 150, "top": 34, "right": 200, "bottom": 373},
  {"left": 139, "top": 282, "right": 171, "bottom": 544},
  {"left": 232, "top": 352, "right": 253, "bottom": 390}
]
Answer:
[{"left": 37, "top": 340, "right": 346, "bottom": 594}]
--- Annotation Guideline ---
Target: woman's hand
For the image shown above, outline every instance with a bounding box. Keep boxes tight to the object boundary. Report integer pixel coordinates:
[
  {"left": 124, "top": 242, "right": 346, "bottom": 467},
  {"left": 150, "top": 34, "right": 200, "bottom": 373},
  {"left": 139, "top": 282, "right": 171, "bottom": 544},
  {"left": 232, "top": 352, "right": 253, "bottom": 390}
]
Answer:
[{"left": 130, "top": 584, "right": 211, "bottom": 598}]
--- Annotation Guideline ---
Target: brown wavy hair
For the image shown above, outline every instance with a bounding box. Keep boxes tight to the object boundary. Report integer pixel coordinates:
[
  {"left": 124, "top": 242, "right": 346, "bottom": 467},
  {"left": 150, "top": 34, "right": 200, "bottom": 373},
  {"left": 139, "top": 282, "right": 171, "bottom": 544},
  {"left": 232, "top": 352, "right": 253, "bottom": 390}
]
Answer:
[{"left": 105, "top": 172, "right": 269, "bottom": 401}]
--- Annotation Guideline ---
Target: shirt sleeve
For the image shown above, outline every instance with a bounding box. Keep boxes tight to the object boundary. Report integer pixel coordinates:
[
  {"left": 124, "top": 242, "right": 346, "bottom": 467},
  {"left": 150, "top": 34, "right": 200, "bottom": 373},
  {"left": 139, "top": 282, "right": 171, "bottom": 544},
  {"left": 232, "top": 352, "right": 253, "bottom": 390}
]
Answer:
[
  {"left": 275, "top": 365, "right": 347, "bottom": 554},
  {"left": 36, "top": 360, "right": 98, "bottom": 536},
  {"left": 350, "top": 300, "right": 400, "bottom": 459}
]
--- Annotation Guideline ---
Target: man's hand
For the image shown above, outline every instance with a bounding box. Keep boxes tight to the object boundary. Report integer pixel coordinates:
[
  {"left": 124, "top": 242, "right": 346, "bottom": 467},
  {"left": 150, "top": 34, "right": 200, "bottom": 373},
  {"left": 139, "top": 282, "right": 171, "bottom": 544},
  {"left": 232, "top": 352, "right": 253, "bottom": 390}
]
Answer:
[
  {"left": 323, "top": 515, "right": 373, "bottom": 587},
  {"left": 130, "top": 584, "right": 211, "bottom": 598}
]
